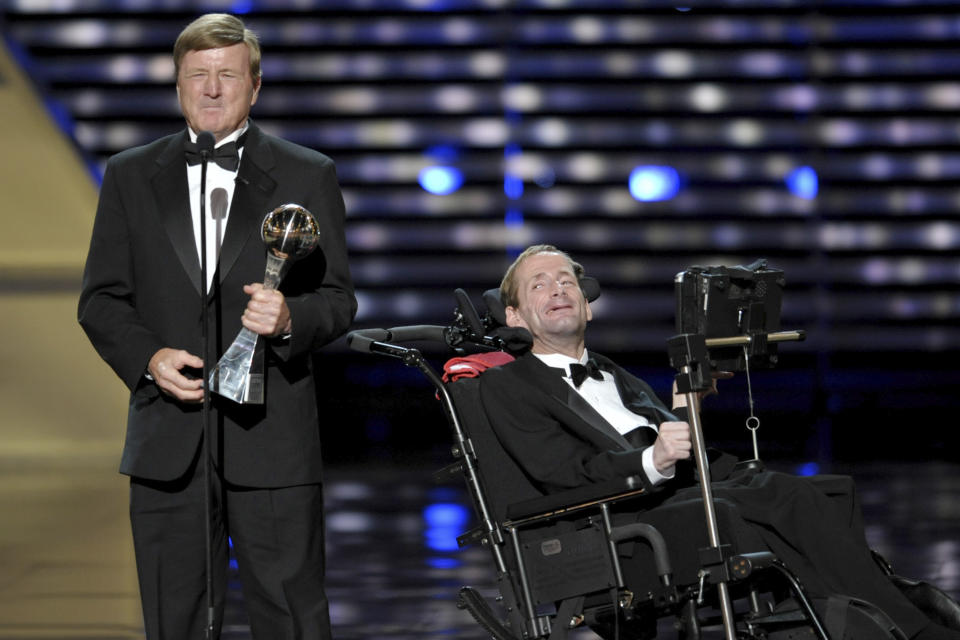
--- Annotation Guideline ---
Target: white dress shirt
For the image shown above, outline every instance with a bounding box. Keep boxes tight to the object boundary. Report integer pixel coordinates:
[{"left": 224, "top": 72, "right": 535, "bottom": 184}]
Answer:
[
  {"left": 186, "top": 122, "right": 248, "bottom": 292},
  {"left": 533, "top": 350, "right": 675, "bottom": 485}
]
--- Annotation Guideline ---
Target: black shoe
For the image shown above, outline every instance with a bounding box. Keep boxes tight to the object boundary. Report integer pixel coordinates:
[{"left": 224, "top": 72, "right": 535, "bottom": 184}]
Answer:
[
  {"left": 892, "top": 575, "right": 960, "bottom": 632},
  {"left": 911, "top": 621, "right": 960, "bottom": 640}
]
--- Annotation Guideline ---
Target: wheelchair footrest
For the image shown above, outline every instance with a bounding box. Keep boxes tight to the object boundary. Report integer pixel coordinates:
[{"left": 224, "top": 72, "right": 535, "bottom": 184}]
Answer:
[{"left": 457, "top": 586, "right": 518, "bottom": 640}]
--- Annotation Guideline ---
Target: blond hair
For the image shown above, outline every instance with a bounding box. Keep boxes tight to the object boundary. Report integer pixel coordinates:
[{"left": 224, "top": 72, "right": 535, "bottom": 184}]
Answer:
[
  {"left": 499, "top": 244, "right": 585, "bottom": 309},
  {"left": 173, "top": 14, "right": 261, "bottom": 80}
]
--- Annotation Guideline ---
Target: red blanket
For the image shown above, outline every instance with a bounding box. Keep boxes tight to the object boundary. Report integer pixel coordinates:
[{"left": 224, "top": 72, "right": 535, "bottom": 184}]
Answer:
[{"left": 441, "top": 351, "right": 515, "bottom": 383}]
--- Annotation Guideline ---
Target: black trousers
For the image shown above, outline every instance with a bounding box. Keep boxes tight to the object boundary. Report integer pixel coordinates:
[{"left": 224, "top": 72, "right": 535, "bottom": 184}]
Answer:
[
  {"left": 129, "top": 455, "right": 331, "bottom": 640},
  {"left": 620, "top": 471, "right": 930, "bottom": 638}
]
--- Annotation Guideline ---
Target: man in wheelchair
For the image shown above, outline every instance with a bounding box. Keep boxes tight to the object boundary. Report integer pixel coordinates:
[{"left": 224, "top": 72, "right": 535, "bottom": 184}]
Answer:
[{"left": 476, "top": 244, "right": 960, "bottom": 640}]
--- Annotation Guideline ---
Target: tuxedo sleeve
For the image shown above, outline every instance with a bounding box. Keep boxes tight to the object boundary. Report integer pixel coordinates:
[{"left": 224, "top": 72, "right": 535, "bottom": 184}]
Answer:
[
  {"left": 272, "top": 157, "right": 356, "bottom": 361},
  {"left": 479, "top": 366, "right": 654, "bottom": 494},
  {"left": 78, "top": 155, "right": 165, "bottom": 391}
]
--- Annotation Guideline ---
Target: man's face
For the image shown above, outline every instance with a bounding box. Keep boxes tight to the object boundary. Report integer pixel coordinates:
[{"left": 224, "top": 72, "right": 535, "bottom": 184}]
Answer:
[
  {"left": 505, "top": 252, "right": 592, "bottom": 352},
  {"left": 177, "top": 43, "right": 260, "bottom": 141}
]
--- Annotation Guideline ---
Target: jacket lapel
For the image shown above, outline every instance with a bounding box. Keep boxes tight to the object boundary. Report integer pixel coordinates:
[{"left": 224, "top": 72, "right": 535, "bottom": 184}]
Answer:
[
  {"left": 152, "top": 131, "right": 202, "bottom": 296},
  {"left": 515, "top": 354, "right": 633, "bottom": 451},
  {"left": 594, "top": 353, "right": 678, "bottom": 425},
  {"left": 218, "top": 124, "right": 278, "bottom": 285}
]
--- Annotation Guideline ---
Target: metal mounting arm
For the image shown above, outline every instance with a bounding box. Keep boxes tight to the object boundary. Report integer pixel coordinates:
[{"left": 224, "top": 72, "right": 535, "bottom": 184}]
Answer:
[
  {"left": 667, "top": 332, "right": 737, "bottom": 640},
  {"left": 666, "top": 329, "right": 806, "bottom": 640}
]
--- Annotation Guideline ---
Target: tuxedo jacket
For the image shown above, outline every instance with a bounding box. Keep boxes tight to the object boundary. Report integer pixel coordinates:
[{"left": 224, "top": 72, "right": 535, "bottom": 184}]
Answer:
[
  {"left": 478, "top": 351, "right": 684, "bottom": 494},
  {"left": 78, "top": 123, "right": 356, "bottom": 487},
  {"left": 476, "top": 352, "right": 917, "bottom": 627}
]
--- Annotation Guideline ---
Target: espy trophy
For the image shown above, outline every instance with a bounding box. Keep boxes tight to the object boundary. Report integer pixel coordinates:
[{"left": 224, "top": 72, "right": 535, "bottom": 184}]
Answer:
[{"left": 210, "top": 203, "right": 320, "bottom": 404}]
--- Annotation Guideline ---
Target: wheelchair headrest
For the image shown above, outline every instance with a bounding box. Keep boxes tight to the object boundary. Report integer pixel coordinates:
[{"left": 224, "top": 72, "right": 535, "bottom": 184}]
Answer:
[{"left": 482, "top": 276, "right": 601, "bottom": 326}]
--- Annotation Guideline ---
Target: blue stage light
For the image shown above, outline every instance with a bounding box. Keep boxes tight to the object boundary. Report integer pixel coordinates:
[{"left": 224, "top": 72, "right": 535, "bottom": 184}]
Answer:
[
  {"left": 230, "top": 0, "right": 253, "bottom": 15},
  {"left": 424, "top": 532, "right": 460, "bottom": 552},
  {"left": 423, "top": 503, "right": 469, "bottom": 552},
  {"left": 418, "top": 166, "right": 464, "bottom": 195},
  {"left": 424, "top": 503, "right": 468, "bottom": 528},
  {"left": 427, "top": 557, "right": 461, "bottom": 569},
  {"left": 786, "top": 166, "right": 819, "bottom": 199},
  {"left": 426, "top": 143, "right": 459, "bottom": 161},
  {"left": 228, "top": 536, "right": 238, "bottom": 569},
  {"left": 504, "top": 173, "right": 524, "bottom": 199},
  {"left": 796, "top": 462, "right": 820, "bottom": 476},
  {"left": 629, "top": 165, "right": 681, "bottom": 202},
  {"left": 505, "top": 208, "right": 524, "bottom": 227}
]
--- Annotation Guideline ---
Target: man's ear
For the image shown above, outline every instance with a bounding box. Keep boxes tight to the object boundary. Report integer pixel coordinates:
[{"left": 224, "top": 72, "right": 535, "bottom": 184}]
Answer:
[
  {"left": 585, "top": 299, "right": 593, "bottom": 323},
  {"left": 505, "top": 305, "right": 526, "bottom": 329},
  {"left": 251, "top": 75, "right": 262, "bottom": 105}
]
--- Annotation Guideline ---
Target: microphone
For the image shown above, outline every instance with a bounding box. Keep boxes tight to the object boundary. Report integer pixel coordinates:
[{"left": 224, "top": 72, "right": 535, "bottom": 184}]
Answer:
[
  {"left": 346, "top": 329, "right": 390, "bottom": 353},
  {"left": 346, "top": 325, "right": 447, "bottom": 356},
  {"left": 383, "top": 325, "right": 447, "bottom": 343},
  {"left": 196, "top": 130, "right": 216, "bottom": 160}
]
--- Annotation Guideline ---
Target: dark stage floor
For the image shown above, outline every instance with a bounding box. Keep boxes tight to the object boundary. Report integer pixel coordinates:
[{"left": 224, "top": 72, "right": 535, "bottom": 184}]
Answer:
[{"left": 1, "top": 454, "right": 956, "bottom": 639}]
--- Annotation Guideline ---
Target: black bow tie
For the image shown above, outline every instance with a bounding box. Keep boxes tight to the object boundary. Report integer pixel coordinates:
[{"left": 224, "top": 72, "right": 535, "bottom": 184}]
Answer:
[
  {"left": 184, "top": 138, "right": 242, "bottom": 171},
  {"left": 568, "top": 358, "right": 605, "bottom": 388}
]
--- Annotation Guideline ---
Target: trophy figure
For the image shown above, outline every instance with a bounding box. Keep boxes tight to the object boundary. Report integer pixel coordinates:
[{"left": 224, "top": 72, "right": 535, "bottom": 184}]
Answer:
[{"left": 210, "top": 204, "right": 320, "bottom": 404}]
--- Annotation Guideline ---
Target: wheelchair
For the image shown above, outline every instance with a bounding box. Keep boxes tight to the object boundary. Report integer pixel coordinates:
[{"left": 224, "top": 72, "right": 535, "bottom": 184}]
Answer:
[{"left": 346, "top": 281, "right": 900, "bottom": 640}]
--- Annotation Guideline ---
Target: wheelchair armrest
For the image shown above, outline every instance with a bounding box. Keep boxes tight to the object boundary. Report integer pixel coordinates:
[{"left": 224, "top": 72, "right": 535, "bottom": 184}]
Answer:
[{"left": 503, "top": 475, "right": 648, "bottom": 526}]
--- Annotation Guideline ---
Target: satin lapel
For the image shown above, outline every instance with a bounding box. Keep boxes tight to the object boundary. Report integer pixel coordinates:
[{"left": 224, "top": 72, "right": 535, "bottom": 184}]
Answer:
[
  {"left": 515, "top": 355, "right": 632, "bottom": 451},
  {"left": 597, "top": 355, "right": 672, "bottom": 425},
  {"left": 152, "top": 131, "right": 201, "bottom": 296},
  {"left": 218, "top": 125, "right": 277, "bottom": 285}
]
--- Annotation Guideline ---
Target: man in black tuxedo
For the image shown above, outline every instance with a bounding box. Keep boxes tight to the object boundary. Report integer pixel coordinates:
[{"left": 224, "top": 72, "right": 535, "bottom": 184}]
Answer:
[
  {"left": 77, "top": 14, "right": 355, "bottom": 640},
  {"left": 478, "top": 244, "right": 959, "bottom": 640}
]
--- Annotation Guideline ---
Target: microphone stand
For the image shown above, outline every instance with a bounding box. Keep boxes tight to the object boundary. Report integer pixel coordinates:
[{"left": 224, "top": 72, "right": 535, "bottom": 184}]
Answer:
[{"left": 195, "top": 131, "right": 216, "bottom": 640}]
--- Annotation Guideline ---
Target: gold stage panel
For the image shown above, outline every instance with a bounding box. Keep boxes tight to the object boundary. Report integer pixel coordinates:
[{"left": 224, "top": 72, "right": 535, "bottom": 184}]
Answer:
[
  {"left": 0, "top": 39, "right": 143, "bottom": 639},
  {"left": 0, "top": 294, "right": 141, "bottom": 639}
]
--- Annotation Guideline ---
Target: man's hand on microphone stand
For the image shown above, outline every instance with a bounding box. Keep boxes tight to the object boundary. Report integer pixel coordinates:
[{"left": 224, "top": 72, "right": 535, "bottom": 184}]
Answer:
[{"left": 148, "top": 348, "right": 205, "bottom": 403}]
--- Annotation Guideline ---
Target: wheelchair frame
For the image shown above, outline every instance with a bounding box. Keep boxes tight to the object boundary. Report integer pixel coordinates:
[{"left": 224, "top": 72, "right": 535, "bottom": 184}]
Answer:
[{"left": 347, "top": 294, "right": 830, "bottom": 640}]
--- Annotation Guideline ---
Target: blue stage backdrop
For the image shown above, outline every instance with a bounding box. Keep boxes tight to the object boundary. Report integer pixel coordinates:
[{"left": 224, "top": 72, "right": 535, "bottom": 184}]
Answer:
[{"left": 6, "top": 0, "right": 959, "bottom": 462}]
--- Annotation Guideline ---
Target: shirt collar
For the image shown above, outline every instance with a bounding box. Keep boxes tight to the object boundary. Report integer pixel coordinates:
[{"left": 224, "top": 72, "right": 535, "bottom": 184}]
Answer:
[
  {"left": 533, "top": 349, "right": 591, "bottom": 376},
  {"left": 186, "top": 120, "right": 249, "bottom": 149}
]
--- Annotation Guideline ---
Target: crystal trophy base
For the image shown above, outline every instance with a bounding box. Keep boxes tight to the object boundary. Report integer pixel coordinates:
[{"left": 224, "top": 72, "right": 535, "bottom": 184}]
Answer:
[{"left": 210, "top": 327, "right": 264, "bottom": 404}]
